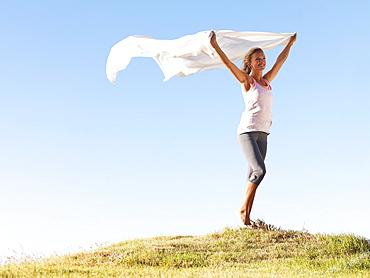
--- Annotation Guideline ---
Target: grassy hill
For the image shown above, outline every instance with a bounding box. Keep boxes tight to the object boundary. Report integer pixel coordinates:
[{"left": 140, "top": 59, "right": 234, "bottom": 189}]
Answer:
[{"left": 1, "top": 221, "right": 370, "bottom": 277}]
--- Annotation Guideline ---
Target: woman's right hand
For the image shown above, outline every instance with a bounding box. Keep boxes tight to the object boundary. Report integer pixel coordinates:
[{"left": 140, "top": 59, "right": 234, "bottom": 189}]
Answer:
[{"left": 209, "top": 30, "right": 217, "bottom": 46}]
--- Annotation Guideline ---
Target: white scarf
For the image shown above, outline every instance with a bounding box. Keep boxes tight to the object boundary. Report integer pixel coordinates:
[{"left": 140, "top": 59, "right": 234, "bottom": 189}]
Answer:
[{"left": 106, "top": 30, "right": 293, "bottom": 84}]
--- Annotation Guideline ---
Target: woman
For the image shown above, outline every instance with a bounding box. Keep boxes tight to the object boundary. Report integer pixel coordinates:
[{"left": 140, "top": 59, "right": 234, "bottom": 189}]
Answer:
[{"left": 210, "top": 31, "right": 297, "bottom": 227}]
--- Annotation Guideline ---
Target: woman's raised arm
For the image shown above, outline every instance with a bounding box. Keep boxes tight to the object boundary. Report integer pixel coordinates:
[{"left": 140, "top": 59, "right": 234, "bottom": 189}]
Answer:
[
  {"left": 210, "top": 31, "right": 252, "bottom": 87},
  {"left": 263, "top": 33, "right": 297, "bottom": 82}
]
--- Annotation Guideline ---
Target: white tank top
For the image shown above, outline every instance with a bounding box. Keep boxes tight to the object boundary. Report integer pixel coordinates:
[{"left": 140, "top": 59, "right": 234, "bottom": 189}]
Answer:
[{"left": 237, "top": 77, "right": 273, "bottom": 135}]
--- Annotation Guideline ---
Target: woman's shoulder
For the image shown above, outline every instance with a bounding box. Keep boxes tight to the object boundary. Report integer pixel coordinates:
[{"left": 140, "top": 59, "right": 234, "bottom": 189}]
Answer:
[
  {"left": 262, "top": 77, "right": 271, "bottom": 86},
  {"left": 241, "top": 78, "right": 255, "bottom": 92}
]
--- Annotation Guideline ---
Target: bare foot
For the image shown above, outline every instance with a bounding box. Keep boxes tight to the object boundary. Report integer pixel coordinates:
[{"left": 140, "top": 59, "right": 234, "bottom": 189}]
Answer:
[{"left": 240, "top": 208, "right": 252, "bottom": 226}]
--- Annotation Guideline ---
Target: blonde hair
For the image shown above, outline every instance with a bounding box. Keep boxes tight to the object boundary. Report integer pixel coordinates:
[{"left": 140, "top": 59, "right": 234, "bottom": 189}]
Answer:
[{"left": 241, "top": 47, "right": 264, "bottom": 74}]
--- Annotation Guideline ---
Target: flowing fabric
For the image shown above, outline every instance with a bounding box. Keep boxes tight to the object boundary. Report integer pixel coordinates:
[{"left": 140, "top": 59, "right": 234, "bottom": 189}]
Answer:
[{"left": 106, "top": 30, "right": 293, "bottom": 83}]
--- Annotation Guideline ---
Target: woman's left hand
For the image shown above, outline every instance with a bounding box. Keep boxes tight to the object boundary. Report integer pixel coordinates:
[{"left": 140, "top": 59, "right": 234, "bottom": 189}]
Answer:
[{"left": 289, "top": 33, "right": 297, "bottom": 44}]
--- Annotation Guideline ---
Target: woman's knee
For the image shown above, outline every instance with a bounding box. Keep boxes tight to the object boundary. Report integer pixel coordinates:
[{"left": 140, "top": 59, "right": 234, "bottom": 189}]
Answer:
[{"left": 249, "top": 167, "right": 266, "bottom": 185}]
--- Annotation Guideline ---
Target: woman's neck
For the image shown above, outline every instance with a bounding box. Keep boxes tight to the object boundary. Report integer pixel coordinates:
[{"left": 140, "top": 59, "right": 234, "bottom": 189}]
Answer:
[
  {"left": 251, "top": 71, "right": 263, "bottom": 80},
  {"left": 251, "top": 71, "right": 268, "bottom": 86}
]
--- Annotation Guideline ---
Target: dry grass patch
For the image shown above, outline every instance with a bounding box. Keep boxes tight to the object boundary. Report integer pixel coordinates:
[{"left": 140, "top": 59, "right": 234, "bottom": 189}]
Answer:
[{"left": 1, "top": 220, "right": 369, "bottom": 277}]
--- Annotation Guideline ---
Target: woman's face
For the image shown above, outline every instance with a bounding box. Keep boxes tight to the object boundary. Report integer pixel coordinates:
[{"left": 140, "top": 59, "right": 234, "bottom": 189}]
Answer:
[{"left": 249, "top": 51, "right": 266, "bottom": 71}]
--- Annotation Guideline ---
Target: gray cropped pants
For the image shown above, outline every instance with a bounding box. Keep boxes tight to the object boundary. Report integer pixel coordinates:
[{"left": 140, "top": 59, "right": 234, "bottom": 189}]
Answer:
[{"left": 238, "top": 132, "right": 268, "bottom": 185}]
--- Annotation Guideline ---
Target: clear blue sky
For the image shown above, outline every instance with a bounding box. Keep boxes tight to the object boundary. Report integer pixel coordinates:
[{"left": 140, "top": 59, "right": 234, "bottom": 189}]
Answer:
[{"left": 1, "top": 0, "right": 370, "bottom": 261}]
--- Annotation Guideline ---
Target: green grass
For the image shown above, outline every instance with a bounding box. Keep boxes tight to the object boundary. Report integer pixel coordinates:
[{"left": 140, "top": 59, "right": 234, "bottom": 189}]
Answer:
[{"left": 1, "top": 220, "right": 370, "bottom": 277}]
